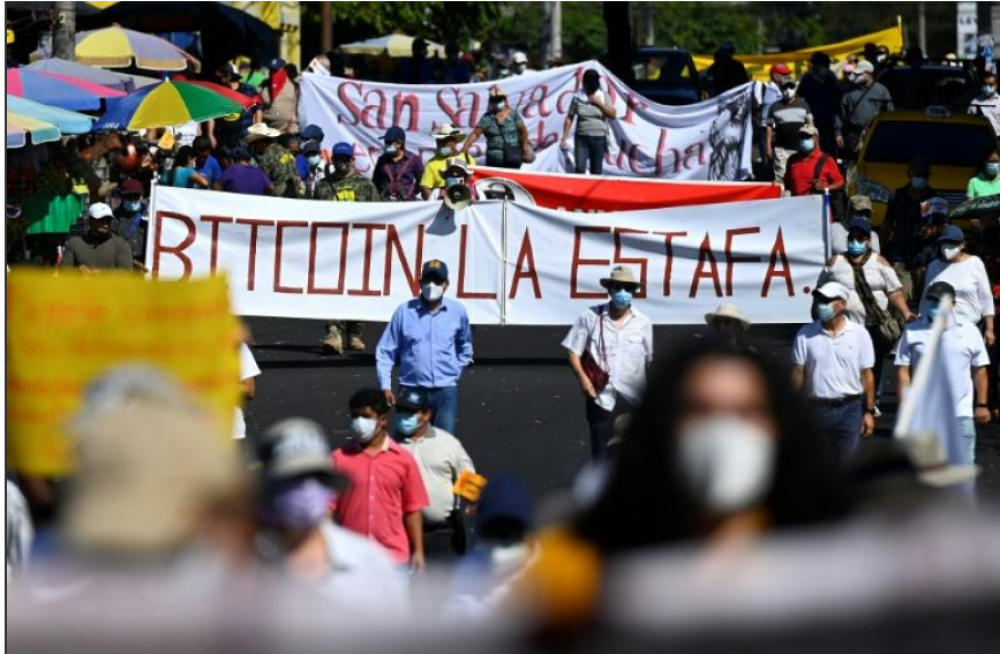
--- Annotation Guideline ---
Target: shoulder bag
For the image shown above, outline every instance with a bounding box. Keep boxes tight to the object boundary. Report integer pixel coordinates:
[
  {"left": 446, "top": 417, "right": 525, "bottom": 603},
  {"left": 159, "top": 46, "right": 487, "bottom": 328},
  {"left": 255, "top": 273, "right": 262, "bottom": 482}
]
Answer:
[
  {"left": 580, "top": 307, "right": 610, "bottom": 393},
  {"left": 849, "top": 252, "right": 901, "bottom": 343}
]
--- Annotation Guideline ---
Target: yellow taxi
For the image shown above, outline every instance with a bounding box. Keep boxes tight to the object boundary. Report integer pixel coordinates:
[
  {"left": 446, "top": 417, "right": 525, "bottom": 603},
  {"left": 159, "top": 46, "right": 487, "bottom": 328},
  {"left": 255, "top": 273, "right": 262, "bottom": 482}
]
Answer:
[{"left": 846, "top": 107, "right": 996, "bottom": 227}]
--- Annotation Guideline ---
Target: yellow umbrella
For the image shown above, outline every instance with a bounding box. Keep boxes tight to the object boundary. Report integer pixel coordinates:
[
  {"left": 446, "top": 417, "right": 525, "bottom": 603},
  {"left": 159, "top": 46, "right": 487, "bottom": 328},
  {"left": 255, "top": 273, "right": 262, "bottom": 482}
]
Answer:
[
  {"left": 341, "top": 34, "right": 446, "bottom": 59},
  {"left": 76, "top": 25, "right": 200, "bottom": 71}
]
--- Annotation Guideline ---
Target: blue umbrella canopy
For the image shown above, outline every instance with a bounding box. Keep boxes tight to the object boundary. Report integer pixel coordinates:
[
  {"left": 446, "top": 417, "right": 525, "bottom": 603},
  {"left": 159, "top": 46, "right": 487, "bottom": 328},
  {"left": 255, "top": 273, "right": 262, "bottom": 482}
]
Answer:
[{"left": 6, "top": 96, "right": 94, "bottom": 134}]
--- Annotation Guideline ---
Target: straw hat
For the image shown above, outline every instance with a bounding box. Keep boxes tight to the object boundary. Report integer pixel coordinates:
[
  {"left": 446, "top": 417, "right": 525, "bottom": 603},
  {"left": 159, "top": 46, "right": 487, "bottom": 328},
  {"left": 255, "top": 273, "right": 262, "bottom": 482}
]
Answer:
[
  {"left": 246, "top": 123, "right": 281, "bottom": 143},
  {"left": 599, "top": 266, "right": 640, "bottom": 290},
  {"left": 432, "top": 123, "right": 465, "bottom": 141},
  {"left": 704, "top": 302, "right": 751, "bottom": 327}
]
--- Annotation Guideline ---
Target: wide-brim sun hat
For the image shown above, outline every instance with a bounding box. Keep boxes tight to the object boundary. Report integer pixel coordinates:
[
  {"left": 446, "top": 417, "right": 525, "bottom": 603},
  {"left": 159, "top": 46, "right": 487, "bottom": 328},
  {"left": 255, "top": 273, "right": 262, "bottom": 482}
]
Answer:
[
  {"left": 599, "top": 265, "right": 640, "bottom": 290},
  {"left": 704, "top": 302, "right": 751, "bottom": 327}
]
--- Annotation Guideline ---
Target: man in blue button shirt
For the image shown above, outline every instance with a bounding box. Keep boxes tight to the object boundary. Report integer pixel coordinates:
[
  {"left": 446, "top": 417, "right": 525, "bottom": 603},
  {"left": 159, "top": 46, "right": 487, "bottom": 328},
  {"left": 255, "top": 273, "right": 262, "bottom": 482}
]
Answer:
[{"left": 376, "top": 260, "right": 473, "bottom": 435}]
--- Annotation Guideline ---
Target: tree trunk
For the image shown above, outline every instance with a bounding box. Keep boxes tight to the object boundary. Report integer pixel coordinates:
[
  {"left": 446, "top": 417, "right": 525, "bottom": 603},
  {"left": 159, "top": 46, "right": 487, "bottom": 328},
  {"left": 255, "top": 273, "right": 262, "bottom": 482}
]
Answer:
[
  {"left": 320, "top": 1, "right": 333, "bottom": 53},
  {"left": 53, "top": 1, "right": 75, "bottom": 61},
  {"left": 603, "top": 1, "right": 633, "bottom": 83}
]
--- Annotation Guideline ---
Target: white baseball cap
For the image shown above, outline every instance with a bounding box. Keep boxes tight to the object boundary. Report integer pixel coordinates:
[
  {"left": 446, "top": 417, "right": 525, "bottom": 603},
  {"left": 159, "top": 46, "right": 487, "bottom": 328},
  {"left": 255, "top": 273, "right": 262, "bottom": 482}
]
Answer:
[
  {"left": 813, "top": 281, "right": 850, "bottom": 302},
  {"left": 88, "top": 203, "right": 113, "bottom": 220}
]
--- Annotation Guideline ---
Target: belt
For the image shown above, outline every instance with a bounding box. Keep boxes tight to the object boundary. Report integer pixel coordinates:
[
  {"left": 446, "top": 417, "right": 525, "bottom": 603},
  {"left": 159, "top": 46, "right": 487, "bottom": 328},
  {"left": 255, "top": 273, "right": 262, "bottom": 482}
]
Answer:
[{"left": 808, "top": 394, "right": 862, "bottom": 407}]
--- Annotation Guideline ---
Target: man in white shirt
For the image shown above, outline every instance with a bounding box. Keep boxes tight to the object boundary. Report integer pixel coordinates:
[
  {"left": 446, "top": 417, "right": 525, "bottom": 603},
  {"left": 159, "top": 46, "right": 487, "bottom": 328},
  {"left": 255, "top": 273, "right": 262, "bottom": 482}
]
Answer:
[
  {"left": 395, "top": 388, "right": 476, "bottom": 562},
  {"left": 563, "top": 265, "right": 654, "bottom": 460},
  {"left": 234, "top": 339, "right": 261, "bottom": 442},
  {"left": 896, "top": 281, "right": 991, "bottom": 465},
  {"left": 792, "top": 281, "right": 876, "bottom": 458},
  {"left": 968, "top": 72, "right": 1000, "bottom": 137}
]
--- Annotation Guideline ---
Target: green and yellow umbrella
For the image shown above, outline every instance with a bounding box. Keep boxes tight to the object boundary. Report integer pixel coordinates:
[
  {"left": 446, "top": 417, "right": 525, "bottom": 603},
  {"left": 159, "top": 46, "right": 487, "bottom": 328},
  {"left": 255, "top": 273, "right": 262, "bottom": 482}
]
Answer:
[{"left": 92, "top": 80, "right": 244, "bottom": 131}]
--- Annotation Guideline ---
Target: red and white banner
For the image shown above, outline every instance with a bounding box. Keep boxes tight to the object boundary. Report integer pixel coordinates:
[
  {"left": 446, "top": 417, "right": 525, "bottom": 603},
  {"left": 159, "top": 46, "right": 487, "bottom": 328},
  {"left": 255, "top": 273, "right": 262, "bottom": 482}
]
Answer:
[
  {"left": 299, "top": 62, "right": 755, "bottom": 181},
  {"left": 148, "top": 187, "right": 825, "bottom": 325},
  {"left": 469, "top": 166, "right": 780, "bottom": 212}
]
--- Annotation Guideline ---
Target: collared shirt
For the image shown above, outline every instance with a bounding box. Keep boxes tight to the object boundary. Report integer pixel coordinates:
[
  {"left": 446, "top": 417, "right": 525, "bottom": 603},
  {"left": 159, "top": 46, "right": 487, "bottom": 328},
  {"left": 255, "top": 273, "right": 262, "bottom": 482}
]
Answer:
[
  {"left": 373, "top": 151, "right": 424, "bottom": 201},
  {"left": 562, "top": 304, "right": 654, "bottom": 411},
  {"left": 784, "top": 149, "right": 843, "bottom": 197},
  {"left": 968, "top": 93, "right": 1000, "bottom": 137},
  {"left": 895, "top": 315, "right": 990, "bottom": 418},
  {"left": 921, "top": 256, "right": 995, "bottom": 326},
  {"left": 332, "top": 438, "right": 429, "bottom": 565},
  {"left": 315, "top": 520, "right": 409, "bottom": 614},
  {"left": 818, "top": 253, "right": 902, "bottom": 325},
  {"left": 420, "top": 152, "right": 475, "bottom": 190},
  {"left": 399, "top": 427, "right": 475, "bottom": 526},
  {"left": 376, "top": 298, "right": 474, "bottom": 391},
  {"left": 792, "top": 318, "right": 875, "bottom": 399}
]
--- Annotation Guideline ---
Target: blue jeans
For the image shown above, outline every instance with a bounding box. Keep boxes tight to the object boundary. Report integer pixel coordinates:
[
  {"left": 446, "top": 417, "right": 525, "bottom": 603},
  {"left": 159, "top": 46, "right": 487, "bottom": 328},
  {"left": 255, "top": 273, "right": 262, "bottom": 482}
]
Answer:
[
  {"left": 402, "top": 385, "right": 459, "bottom": 435},
  {"left": 585, "top": 399, "right": 614, "bottom": 461},
  {"left": 574, "top": 135, "right": 607, "bottom": 175},
  {"left": 957, "top": 416, "right": 976, "bottom": 465},
  {"left": 813, "top": 400, "right": 863, "bottom": 459}
]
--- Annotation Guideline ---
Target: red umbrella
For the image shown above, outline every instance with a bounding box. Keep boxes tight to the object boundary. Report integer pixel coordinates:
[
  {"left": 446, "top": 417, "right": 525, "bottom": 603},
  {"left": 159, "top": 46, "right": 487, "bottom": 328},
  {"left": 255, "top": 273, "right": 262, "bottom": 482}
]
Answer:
[{"left": 184, "top": 80, "right": 260, "bottom": 110}]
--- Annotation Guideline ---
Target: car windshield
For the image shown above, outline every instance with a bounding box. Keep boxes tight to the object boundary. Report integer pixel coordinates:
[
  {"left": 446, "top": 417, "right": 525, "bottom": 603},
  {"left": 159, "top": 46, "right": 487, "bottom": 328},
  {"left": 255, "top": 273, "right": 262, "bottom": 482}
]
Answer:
[
  {"left": 864, "top": 121, "right": 995, "bottom": 167},
  {"left": 632, "top": 52, "right": 696, "bottom": 84}
]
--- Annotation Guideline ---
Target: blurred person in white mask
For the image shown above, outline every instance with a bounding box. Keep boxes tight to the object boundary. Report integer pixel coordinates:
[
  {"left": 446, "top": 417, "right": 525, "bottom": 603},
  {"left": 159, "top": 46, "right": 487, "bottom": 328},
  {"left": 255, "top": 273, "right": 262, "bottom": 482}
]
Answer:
[{"left": 921, "top": 225, "right": 995, "bottom": 346}]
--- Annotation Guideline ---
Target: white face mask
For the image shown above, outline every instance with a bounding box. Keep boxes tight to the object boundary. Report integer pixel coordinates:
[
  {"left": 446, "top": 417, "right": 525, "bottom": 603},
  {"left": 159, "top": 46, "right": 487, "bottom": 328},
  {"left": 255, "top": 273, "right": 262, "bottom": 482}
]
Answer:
[
  {"left": 677, "top": 416, "right": 776, "bottom": 514},
  {"left": 942, "top": 245, "right": 961, "bottom": 261},
  {"left": 349, "top": 416, "right": 379, "bottom": 443},
  {"left": 421, "top": 282, "right": 445, "bottom": 302}
]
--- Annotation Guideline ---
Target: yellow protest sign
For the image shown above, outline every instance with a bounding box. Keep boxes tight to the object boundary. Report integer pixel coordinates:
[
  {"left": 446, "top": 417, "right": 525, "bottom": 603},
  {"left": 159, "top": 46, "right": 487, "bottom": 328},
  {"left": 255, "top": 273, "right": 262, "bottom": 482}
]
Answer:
[
  {"left": 453, "top": 470, "right": 488, "bottom": 502},
  {"left": 693, "top": 23, "right": 906, "bottom": 82},
  {"left": 7, "top": 272, "right": 240, "bottom": 477}
]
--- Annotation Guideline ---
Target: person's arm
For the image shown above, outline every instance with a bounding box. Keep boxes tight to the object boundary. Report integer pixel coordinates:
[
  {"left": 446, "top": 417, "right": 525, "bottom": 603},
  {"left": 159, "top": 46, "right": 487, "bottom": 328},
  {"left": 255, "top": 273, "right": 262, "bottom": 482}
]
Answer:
[
  {"left": 791, "top": 364, "right": 805, "bottom": 390},
  {"left": 881, "top": 258, "right": 916, "bottom": 321},
  {"left": 213, "top": 181, "right": 225, "bottom": 191},
  {"left": 834, "top": 95, "right": 846, "bottom": 146},
  {"left": 206, "top": 120, "right": 217, "bottom": 148},
  {"left": 190, "top": 171, "right": 210, "bottom": 189},
  {"left": 765, "top": 125, "right": 775, "bottom": 160},
  {"left": 568, "top": 351, "right": 598, "bottom": 399},
  {"left": 420, "top": 164, "right": 435, "bottom": 200},
  {"left": 975, "top": 259, "right": 996, "bottom": 346},
  {"left": 517, "top": 118, "right": 530, "bottom": 156},
  {"left": 861, "top": 368, "right": 875, "bottom": 437},
  {"left": 975, "top": 366, "right": 991, "bottom": 424},
  {"left": 823, "top": 159, "right": 845, "bottom": 192},
  {"left": 404, "top": 511, "right": 425, "bottom": 577},
  {"left": 375, "top": 309, "right": 402, "bottom": 405},
  {"left": 592, "top": 93, "right": 617, "bottom": 119},
  {"left": 897, "top": 365, "right": 912, "bottom": 399},
  {"left": 888, "top": 290, "right": 916, "bottom": 321},
  {"left": 460, "top": 126, "right": 484, "bottom": 155},
  {"left": 561, "top": 99, "right": 577, "bottom": 148},
  {"left": 456, "top": 311, "right": 474, "bottom": 369}
]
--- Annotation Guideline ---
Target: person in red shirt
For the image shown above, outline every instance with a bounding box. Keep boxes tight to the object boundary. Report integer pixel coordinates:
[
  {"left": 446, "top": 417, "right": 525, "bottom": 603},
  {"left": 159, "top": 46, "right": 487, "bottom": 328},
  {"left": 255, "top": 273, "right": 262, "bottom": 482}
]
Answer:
[
  {"left": 332, "top": 388, "right": 430, "bottom": 576},
  {"left": 783, "top": 124, "right": 844, "bottom": 197}
]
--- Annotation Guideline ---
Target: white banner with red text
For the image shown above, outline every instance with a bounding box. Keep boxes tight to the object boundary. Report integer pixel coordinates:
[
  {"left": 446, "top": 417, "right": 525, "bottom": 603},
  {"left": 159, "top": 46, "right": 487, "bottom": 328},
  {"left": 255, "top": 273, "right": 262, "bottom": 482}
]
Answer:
[
  {"left": 298, "top": 62, "right": 754, "bottom": 181},
  {"left": 148, "top": 187, "right": 825, "bottom": 325}
]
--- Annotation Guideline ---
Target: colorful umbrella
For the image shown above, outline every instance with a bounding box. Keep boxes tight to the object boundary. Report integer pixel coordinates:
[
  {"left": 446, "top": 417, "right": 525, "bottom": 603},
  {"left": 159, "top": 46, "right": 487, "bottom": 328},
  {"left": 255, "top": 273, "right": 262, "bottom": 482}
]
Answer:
[
  {"left": 75, "top": 25, "right": 200, "bottom": 71},
  {"left": 183, "top": 80, "right": 260, "bottom": 110},
  {"left": 28, "top": 57, "right": 135, "bottom": 91},
  {"left": 7, "top": 112, "right": 61, "bottom": 149},
  {"left": 6, "top": 67, "right": 125, "bottom": 111},
  {"left": 92, "top": 80, "right": 244, "bottom": 131},
  {"left": 6, "top": 96, "right": 94, "bottom": 134}
]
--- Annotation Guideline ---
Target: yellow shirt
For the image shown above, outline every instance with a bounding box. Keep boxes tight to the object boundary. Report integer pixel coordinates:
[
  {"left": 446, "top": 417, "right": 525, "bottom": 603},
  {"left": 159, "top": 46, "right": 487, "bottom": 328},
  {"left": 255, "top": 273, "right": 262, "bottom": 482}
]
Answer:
[{"left": 420, "top": 152, "right": 475, "bottom": 190}]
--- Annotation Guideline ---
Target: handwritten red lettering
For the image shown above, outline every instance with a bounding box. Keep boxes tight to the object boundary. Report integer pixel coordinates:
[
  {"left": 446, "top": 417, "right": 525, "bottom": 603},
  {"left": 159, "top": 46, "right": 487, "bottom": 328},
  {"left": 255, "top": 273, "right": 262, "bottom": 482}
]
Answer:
[
  {"left": 347, "top": 224, "right": 387, "bottom": 296},
  {"left": 724, "top": 227, "right": 762, "bottom": 296},
  {"left": 689, "top": 233, "right": 723, "bottom": 298},
  {"left": 274, "top": 221, "right": 308, "bottom": 294},
  {"left": 307, "top": 223, "right": 349, "bottom": 295},
  {"left": 762, "top": 228, "right": 794, "bottom": 297},
  {"left": 152, "top": 211, "right": 197, "bottom": 280},
  {"left": 509, "top": 228, "right": 541, "bottom": 299},
  {"left": 235, "top": 218, "right": 276, "bottom": 292},
  {"left": 570, "top": 226, "right": 611, "bottom": 299}
]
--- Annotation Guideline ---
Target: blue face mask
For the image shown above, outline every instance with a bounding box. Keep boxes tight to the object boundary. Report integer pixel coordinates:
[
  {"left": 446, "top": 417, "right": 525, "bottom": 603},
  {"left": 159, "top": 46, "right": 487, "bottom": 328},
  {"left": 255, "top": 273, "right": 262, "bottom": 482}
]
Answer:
[
  {"left": 926, "top": 302, "right": 943, "bottom": 321},
  {"left": 816, "top": 302, "right": 838, "bottom": 323},
  {"left": 396, "top": 412, "right": 421, "bottom": 436},
  {"left": 846, "top": 239, "right": 868, "bottom": 256},
  {"left": 910, "top": 176, "right": 927, "bottom": 190},
  {"left": 986, "top": 162, "right": 1000, "bottom": 177},
  {"left": 798, "top": 138, "right": 815, "bottom": 153},
  {"left": 124, "top": 201, "right": 142, "bottom": 212},
  {"left": 307, "top": 154, "right": 321, "bottom": 167},
  {"left": 611, "top": 289, "right": 633, "bottom": 309},
  {"left": 984, "top": 84, "right": 996, "bottom": 97}
]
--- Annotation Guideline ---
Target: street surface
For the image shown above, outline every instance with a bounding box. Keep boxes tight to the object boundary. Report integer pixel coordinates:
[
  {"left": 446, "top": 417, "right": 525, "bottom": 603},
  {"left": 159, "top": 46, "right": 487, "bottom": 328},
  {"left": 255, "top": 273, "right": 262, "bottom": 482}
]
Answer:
[{"left": 245, "top": 318, "right": 1000, "bottom": 508}]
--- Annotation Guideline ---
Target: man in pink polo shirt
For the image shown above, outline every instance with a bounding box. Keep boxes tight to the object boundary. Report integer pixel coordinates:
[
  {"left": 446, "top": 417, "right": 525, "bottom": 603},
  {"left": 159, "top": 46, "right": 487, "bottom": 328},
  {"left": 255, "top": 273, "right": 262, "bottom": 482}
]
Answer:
[{"left": 332, "top": 388, "right": 429, "bottom": 576}]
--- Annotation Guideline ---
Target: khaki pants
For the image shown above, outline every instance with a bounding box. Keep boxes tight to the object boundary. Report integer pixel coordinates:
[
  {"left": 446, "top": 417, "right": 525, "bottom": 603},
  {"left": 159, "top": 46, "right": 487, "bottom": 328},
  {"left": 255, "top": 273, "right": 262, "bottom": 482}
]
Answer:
[
  {"left": 772, "top": 147, "right": 795, "bottom": 186},
  {"left": 892, "top": 262, "right": 925, "bottom": 308}
]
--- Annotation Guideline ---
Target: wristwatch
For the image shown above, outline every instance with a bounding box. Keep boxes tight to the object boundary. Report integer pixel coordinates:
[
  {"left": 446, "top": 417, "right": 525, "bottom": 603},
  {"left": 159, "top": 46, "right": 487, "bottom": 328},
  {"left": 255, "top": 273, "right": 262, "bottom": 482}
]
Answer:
[{"left": 865, "top": 407, "right": 877, "bottom": 415}]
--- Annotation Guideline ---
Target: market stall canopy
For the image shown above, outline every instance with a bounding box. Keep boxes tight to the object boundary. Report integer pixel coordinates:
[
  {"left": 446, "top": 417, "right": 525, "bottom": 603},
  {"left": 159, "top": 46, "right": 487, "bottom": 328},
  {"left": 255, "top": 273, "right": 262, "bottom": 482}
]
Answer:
[
  {"left": 6, "top": 66, "right": 125, "bottom": 111},
  {"left": 76, "top": 25, "right": 201, "bottom": 71},
  {"left": 6, "top": 96, "right": 95, "bottom": 134},
  {"left": 7, "top": 112, "right": 61, "bottom": 148},
  {"left": 950, "top": 195, "right": 1000, "bottom": 222},
  {"left": 341, "top": 34, "right": 446, "bottom": 59},
  {"left": 93, "top": 80, "right": 244, "bottom": 131}
]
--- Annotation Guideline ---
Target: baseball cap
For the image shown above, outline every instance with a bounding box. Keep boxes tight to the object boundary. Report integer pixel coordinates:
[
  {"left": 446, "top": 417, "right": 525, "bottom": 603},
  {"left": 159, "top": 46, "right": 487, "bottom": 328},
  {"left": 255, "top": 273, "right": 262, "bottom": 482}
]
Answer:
[
  {"left": 300, "top": 124, "right": 325, "bottom": 141},
  {"left": 512, "top": 52, "right": 528, "bottom": 64},
  {"left": 256, "top": 418, "right": 340, "bottom": 485},
  {"left": 770, "top": 63, "right": 792, "bottom": 76},
  {"left": 421, "top": 259, "right": 449, "bottom": 282},
  {"left": 849, "top": 195, "right": 873, "bottom": 213},
  {"left": 396, "top": 388, "right": 431, "bottom": 412},
  {"left": 332, "top": 142, "right": 354, "bottom": 158},
  {"left": 301, "top": 141, "right": 321, "bottom": 155},
  {"left": 720, "top": 41, "right": 736, "bottom": 52},
  {"left": 854, "top": 60, "right": 875, "bottom": 75},
  {"left": 381, "top": 126, "right": 406, "bottom": 143},
  {"left": 120, "top": 179, "right": 144, "bottom": 195},
  {"left": 938, "top": 224, "right": 965, "bottom": 243},
  {"left": 798, "top": 124, "right": 819, "bottom": 137},
  {"left": 88, "top": 202, "right": 113, "bottom": 220},
  {"left": 846, "top": 217, "right": 873, "bottom": 235},
  {"left": 925, "top": 281, "right": 956, "bottom": 301},
  {"left": 813, "top": 281, "right": 850, "bottom": 302},
  {"left": 268, "top": 57, "right": 287, "bottom": 70}
]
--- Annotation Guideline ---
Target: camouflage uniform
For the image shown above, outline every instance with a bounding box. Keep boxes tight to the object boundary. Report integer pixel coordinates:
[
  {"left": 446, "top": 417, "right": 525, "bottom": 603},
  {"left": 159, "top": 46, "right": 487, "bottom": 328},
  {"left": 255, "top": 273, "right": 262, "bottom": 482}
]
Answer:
[
  {"left": 319, "top": 172, "right": 379, "bottom": 350},
  {"left": 257, "top": 143, "right": 301, "bottom": 198}
]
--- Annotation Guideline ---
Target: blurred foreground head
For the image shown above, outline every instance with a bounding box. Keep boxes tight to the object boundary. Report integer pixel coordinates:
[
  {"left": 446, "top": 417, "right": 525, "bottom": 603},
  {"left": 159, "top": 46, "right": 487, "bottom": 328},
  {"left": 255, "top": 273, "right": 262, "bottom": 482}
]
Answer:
[
  {"left": 62, "top": 367, "right": 244, "bottom": 559},
  {"left": 575, "top": 343, "right": 845, "bottom": 554}
]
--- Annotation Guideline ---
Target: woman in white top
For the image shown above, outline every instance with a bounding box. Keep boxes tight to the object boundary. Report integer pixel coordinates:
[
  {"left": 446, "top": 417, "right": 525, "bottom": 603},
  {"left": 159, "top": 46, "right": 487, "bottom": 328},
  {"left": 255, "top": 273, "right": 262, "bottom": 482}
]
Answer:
[
  {"left": 817, "top": 218, "right": 915, "bottom": 410},
  {"left": 921, "top": 225, "right": 995, "bottom": 346}
]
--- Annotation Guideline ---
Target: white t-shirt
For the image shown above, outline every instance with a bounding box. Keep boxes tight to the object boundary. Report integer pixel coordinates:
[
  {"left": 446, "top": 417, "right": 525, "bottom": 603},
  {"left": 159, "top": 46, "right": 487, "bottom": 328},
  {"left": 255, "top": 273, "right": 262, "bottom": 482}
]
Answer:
[
  {"left": 792, "top": 319, "right": 875, "bottom": 399},
  {"left": 818, "top": 253, "right": 901, "bottom": 325},
  {"left": 895, "top": 315, "right": 990, "bottom": 418},
  {"left": 315, "top": 520, "right": 409, "bottom": 615},
  {"left": 169, "top": 121, "right": 200, "bottom": 148},
  {"left": 233, "top": 343, "right": 262, "bottom": 440},
  {"left": 562, "top": 304, "right": 654, "bottom": 411},
  {"left": 922, "top": 256, "right": 994, "bottom": 326}
]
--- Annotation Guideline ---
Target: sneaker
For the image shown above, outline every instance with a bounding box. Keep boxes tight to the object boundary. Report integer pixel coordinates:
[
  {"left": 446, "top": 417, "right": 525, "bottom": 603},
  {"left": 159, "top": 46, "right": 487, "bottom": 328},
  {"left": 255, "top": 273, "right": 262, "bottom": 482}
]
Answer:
[
  {"left": 321, "top": 329, "right": 344, "bottom": 355},
  {"left": 348, "top": 336, "right": 366, "bottom": 352}
]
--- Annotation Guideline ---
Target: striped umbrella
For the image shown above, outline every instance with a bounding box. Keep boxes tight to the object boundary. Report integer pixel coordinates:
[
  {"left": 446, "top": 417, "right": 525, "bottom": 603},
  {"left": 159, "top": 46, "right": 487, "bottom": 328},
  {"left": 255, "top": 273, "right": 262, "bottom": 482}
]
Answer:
[
  {"left": 76, "top": 25, "right": 200, "bottom": 71},
  {"left": 6, "top": 67, "right": 125, "bottom": 111},
  {"left": 92, "top": 80, "right": 244, "bottom": 131},
  {"left": 184, "top": 80, "right": 260, "bottom": 110},
  {"left": 6, "top": 96, "right": 94, "bottom": 134},
  {"left": 7, "top": 112, "right": 61, "bottom": 149}
]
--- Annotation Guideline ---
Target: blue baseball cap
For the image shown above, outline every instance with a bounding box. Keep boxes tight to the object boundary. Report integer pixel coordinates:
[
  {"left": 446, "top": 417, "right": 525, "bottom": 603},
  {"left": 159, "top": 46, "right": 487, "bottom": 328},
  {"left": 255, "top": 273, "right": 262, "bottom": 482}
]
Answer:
[
  {"left": 421, "top": 259, "right": 449, "bottom": 282},
  {"left": 396, "top": 388, "right": 431, "bottom": 412},
  {"left": 846, "top": 217, "right": 873, "bottom": 235},
  {"left": 332, "top": 142, "right": 354, "bottom": 158},
  {"left": 229, "top": 145, "right": 251, "bottom": 161},
  {"left": 381, "top": 126, "right": 406, "bottom": 143},
  {"left": 268, "top": 57, "right": 287, "bottom": 70},
  {"left": 938, "top": 224, "right": 964, "bottom": 243},
  {"left": 300, "top": 124, "right": 324, "bottom": 141},
  {"left": 476, "top": 475, "right": 533, "bottom": 530}
]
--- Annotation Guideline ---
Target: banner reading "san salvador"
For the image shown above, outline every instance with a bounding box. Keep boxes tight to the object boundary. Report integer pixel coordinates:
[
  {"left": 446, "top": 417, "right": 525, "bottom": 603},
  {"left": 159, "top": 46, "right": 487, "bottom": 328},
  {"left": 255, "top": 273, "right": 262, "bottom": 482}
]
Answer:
[
  {"left": 298, "top": 62, "right": 754, "bottom": 182},
  {"left": 148, "top": 187, "right": 825, "bottom": 325}
]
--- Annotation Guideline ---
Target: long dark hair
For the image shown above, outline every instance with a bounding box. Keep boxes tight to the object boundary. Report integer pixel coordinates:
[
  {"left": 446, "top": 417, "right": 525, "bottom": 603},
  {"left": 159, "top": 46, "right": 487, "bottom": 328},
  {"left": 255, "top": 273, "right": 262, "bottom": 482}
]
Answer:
[{"left": 573, "top": 343, "right": 847, "bottom": 555}]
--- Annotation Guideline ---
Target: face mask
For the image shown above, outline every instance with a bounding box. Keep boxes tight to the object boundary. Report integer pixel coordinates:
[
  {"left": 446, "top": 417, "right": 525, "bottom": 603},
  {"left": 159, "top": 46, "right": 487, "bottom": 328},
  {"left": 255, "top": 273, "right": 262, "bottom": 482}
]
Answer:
[
  {"left": 486, "top": 541, "right": 530, "bottom": 576},
  {"left": 266, "top": 478, "right": 332, "bottom": 530},
  {"left": 124, "top": 201, "right": 142, "bottom": 212},
  {"left": 986, "top": 162, "right": 1000, "bottom": 177},
  {"left": 816, "top": 301, "right": 838, "bottom": 323},
  {"left": 781, "top": 88, "right": 795, "bottom": 100},
  {"left": 334, "top": 160, "right": 350, "bottom": 173},
  {"left": 910, "top": 176, "right": 927, "bottom": 190},
  {"left": 438, "top": 145, "right": 454, "bottom": 156},
  {"left": 305, "top": 154, "right": 321, "bottom": 167},
  {"left": 798, "top": 138, "right": 815, "bottom": 153},
  {"left": 677, "top": 416, "right": 776, "bottom": 515},
  {"left": 942, "top": 245, "right": 961, "bottom": 261},
  {"left": 385, "top": 144, "right": 399, "bottom": 155},
  {"left": 349, "top": 416, "right": 379, "bottom": 443},
  {"left": 491, "top": 100, "right": 506, "bottom": 111},
  {"left": 985, "top": 85, "right": 997, "bottom": 97},
  {"left": 846, "top": 239, "right": 868, "bottom": 256},
  {"left": 611, "top": 289, "right": 633, "bottom": 309},
  {"left": 396, "top": 412, "right": 421, "bottom": 436},
  {"left": 422, "top": 282, "right": 445, "bottom": 302},
  {"left": 926, "top": 302, "right": 943, "bottom": 321}
]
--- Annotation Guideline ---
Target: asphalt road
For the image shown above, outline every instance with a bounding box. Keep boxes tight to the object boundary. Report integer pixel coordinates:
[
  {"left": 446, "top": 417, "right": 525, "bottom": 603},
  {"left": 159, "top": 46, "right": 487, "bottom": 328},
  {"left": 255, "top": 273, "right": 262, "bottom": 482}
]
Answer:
[{"left": 244, "top": 318, "right": 1000, "bottom": 508}]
